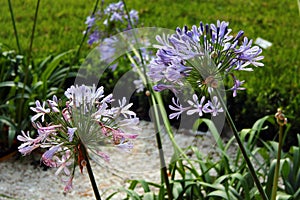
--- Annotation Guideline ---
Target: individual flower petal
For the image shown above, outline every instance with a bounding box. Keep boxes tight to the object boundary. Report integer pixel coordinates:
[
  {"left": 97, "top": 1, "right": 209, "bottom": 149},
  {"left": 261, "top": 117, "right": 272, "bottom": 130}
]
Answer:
[
  {"left": 85, "top": 16, "right": 95, "bottom": 28},
  {"left": 133, "top": 79, "right": 144, "bottom": 93},
  {"left": 67, "top": 127, "right": 77, "bottom": 142},
  {"left": 230, "top": 77, "right": 246, "bottom": 97},
  {"left": 30, "top": 100, "right": 50, "bottom": 122},
  {"left": 41, "top": 144, "right": 62, "bottom": 167},
  {"left": 55, "top": 150, "right": 72, "bottom": 176}
]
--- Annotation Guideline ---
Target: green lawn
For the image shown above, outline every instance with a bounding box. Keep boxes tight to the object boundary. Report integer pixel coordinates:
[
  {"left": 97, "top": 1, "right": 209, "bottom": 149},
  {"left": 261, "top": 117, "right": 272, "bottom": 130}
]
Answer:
[{"left": 0, "top": 0, "right": 95, "bottom": 57}]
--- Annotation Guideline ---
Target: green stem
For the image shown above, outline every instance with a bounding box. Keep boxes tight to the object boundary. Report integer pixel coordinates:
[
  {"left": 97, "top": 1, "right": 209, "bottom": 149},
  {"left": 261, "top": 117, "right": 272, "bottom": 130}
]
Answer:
[
  {"left": 298, "top": 0, "right": 300, "bottom": 16},
  {"left": 122, "top": 2, "right": 200, "bottom": 196},
  {"left": 8, "top": 0, "right": 21, "bottom": 54},
  {"left": 18, "top": 0, "right": 40, "bottom": 127},
  {"left": 153, "top": 91, "right": 201, "bottom": 177},
  {"left": 121, "top": 2, "right": 173, "bottom": 197},
  {"left": 124, "top": 40, "right": 196, "bottom": 176},
  {"left": 122, "top": 0, "right": 149, "bottom": 85},
  {"left": 150, "top": 93, "right": 173, "bottom": 200},
  {"left": 28, "top": 0, "right": 40, "bottom": 64},
  {"left": 216, "top": 90, "right": 269, "bottom": 200},
  {"left": 58, "top": 0, "right": 100, "bottom": 90},
  {"left": 81, "top": 143, "right": 102, "bottom": 200},
  {"left": 271, "top": 125, "right": 283, "bottom": 200}
]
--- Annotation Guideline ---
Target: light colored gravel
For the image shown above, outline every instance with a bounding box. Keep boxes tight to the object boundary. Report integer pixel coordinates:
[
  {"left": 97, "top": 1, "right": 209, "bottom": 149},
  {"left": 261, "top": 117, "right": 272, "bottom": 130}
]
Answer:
[{"left": 0, "top": 121, "right": 226, "bottom": 200}]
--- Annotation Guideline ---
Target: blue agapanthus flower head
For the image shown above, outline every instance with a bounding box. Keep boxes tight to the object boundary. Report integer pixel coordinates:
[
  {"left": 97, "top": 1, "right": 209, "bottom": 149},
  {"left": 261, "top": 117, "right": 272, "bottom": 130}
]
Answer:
[
  {"left": 149, "top": 20, "right": 264, "bottom": 97},
  {"left": 149, "top": 20, "right": 264, "bottom": 119}
]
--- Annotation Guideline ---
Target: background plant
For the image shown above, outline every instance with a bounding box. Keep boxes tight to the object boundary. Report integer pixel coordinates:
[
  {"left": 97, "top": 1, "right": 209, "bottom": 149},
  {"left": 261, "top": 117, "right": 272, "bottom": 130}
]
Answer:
[
  {"left": 1, "top": 1, "right": 298, "bottom": 144},
  {"left": 108, "top": 115, "right": 298, "bottom": 200},
  {"left": 0, "top": 0, "right": 91, "bottom": 149}
]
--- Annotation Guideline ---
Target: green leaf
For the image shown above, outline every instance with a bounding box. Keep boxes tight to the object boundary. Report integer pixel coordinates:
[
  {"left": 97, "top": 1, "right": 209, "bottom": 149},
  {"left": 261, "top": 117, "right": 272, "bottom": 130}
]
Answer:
[
  {"left": 281, "top": 159, "right": 290, "bottom": 179},
  {"left": 40, "top": 50, "right": 74, "bottom": 82},
  {"left": 276, "top": 191, "right": 292, "bottom": 200},
  {"left": 248, "top": 115, "right": 272, "bottom": 145},
  {"left": 40, "top": 50, "right": 74, "bottom": 96},
  {"left": 128, "top": 180, "right": 138, "bottom": 190},
  {"left": 231, "top": 173, "right": 250, "bottom": 200},
  {"left": 142, "top": 192, "right": 155, "bottom": 200},
  {"left": 0, "top": 193, "right": 17, "bottom": 199},
  {"left": 115, "top": 187, "right": 141, "bottom": 200},
  {"left": 192, "top": 118, "right": 224, "bottom": 150},
  {"left": 158, "top": 185, "right": 165, "bottom": 200},
  {"left": 0, "top": 81, "right": 31, "bottom": 93},
  {"left": 265, "top": 159, "right": 277, "bottom": 198},
  {"left": 176, "top": 182, "right": 202, "bottom": 200},
  {"left": 105, "top": 192, "right": 118, "bottom": 200},
  {"left": 292, "top": 187, "right": 300, "bottom": 199},
  {"left": 207, "top": 190, "right": 230, "bottom": 200},
  {"left": 172, "top": 182, "right": 182, "bottom": 199},
  {"left": 135, "top": 180, "right": 150, "bottom": 193},
  {"left": 192, "top": 146, "right": 213, "bottom": 183}
]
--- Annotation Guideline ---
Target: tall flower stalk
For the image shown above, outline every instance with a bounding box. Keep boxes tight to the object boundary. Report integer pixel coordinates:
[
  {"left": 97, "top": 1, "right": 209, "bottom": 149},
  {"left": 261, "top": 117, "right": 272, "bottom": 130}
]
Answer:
[
  {"left": 84, "top": 2, "right": 176, "bottom": 198},
  {"left": 216, "top": 90, "right": 268, "bottom": 200},
  {"left": 122, "top": 2, "right": 173, "bottom": 198},
  {"left": 18, "top": 85, "right": 139, "bottom": 199},
  {"left": 59, "top": 0, "right": 101, "bottom": 90},
  {"left": 149, "top": 20, "right": 268, "bottom": 199},
  {"left": 8, "top": 0, "right": 21, "bottom": 54},
  {"left": 7, "top": 0, "right": 41, "bottom": 143},
  {"left": 271, "top": 108, "right": 287, "bottom": 200}
]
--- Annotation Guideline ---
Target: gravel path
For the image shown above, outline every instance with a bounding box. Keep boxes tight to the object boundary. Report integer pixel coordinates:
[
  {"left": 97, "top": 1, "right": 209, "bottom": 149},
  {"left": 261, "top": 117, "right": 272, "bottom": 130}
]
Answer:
[{"left": 0, "top": 121, "right": 225, "bottom": 200}]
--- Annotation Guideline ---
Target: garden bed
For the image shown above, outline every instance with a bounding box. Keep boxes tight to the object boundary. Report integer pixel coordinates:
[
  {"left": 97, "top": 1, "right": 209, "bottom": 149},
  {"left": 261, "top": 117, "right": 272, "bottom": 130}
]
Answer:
[{"left": 0, "top": 120, "right": 236, "bottom": 200}]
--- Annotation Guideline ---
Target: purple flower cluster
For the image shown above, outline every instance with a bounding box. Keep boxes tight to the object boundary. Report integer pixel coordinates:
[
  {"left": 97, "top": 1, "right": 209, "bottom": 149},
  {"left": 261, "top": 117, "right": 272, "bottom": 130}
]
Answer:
[
  {"left": 85, "top": 1, "right": 139, "bottom": 45},
  {"left": 149, "top": 20, "right": 264, "bottom": 97},
  {"left": 103, "top": 1, "right": 138, "bottom": 27},
  {"left": 149, "top": 20, "right": 264, "bottom": 119},
  {"left": 18, "top": 84, "right": 139, "bottom": 192}
]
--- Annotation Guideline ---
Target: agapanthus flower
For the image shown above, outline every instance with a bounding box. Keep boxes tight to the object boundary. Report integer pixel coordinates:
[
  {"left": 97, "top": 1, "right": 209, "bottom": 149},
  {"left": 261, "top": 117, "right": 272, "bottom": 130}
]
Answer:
[
  {"left": 87, "top": 30, "right": 101, "bottom": 45},
  {"left": 85, "top": 1, "right": 139, "bottom": 46},
  {"left": 168, "top": 97, "right": 190, "bottom": 120},
  {"left": 149, "top": 20, "right": 264, "bottom": 119},
  {"left": 149, "top": 20, "right": 264, "bottom": 96},
  {"left": 230, "top": 75, "right": 245, "bottom": 97},
  {"left": 18, "top": 84, "right": 139, "bottom": 192},
  {"left": 186, "top": 94, "right": 206, "bottom": 116},
  {"left": 203, "top": 96, "right": 224, "bottom": 116},
  {"left": 30, "top": 100, "right": 50, "bottom": 122},
  {"left": 168, "top": 94, "right": 223, "bottom": 119},
  {"left": 85, "top": 15, "right": 96, "bottom": 28}
]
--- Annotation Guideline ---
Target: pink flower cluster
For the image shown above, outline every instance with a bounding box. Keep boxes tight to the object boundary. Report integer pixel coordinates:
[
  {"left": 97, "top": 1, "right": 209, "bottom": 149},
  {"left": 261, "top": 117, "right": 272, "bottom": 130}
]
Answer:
[{"left": 18, "top": 84, "right": 139, "bottom": 192}]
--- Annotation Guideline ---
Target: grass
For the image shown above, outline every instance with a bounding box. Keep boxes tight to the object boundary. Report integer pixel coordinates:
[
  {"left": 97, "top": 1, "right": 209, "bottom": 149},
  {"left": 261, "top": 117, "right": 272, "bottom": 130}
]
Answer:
[
  {"left": 0, "top": 0, "right": 95, "bottom": 57},
  {"left": 0, "top": 0, "right": 299, "bottom": 130}
]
